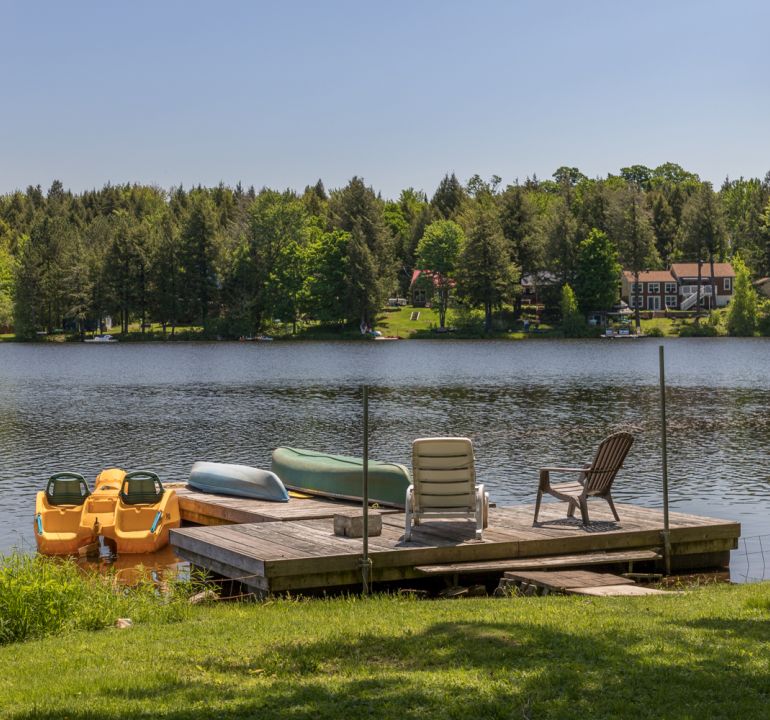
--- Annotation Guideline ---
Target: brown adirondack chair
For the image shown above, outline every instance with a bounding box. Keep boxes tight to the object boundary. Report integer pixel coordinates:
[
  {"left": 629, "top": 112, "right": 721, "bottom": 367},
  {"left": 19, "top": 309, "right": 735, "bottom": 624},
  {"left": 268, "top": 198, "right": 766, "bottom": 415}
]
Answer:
[{"left": 533, "top": 431, "right": 634, "bottom": 525}]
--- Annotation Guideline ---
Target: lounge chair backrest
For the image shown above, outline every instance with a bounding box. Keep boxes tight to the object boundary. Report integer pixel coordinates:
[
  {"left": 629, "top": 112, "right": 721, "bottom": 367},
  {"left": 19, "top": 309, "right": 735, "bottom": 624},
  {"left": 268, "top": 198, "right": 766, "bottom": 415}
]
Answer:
[
  {"left": 583, "top": 432, "right": 634, "bottom": 494},
  {"left": 46, "top": 473, "right": 90, "bottom": 506},
  {"left": 120, "top": 471, "right": 164, "bottom": 505},
  {"left": 412, "top": 437, "right": 476, "bottom": 513}
]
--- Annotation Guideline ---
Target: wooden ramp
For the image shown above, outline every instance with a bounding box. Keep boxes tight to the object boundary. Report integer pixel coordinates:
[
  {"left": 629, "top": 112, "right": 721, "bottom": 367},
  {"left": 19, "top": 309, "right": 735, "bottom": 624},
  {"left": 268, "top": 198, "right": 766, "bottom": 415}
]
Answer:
[
  {"left": 501, "top": 569, "right": 669, "bottom": 596},
  {"left": 170, "top": 501, "right": 739, "bottom": 595}
]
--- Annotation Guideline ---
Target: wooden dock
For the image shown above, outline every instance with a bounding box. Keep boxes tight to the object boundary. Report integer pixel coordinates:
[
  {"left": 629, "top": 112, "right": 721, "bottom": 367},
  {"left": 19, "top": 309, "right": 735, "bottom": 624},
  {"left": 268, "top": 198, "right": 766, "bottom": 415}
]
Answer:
[{"left": 171, "top": 494, "right": 740, "bottom": 595}]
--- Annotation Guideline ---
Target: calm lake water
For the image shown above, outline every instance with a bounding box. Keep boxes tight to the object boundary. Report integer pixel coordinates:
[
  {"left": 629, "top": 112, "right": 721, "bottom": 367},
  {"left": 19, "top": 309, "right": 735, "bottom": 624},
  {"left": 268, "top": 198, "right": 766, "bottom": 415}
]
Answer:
[{"left": 1, "top": 339, "right": 768, "bottom": 581}]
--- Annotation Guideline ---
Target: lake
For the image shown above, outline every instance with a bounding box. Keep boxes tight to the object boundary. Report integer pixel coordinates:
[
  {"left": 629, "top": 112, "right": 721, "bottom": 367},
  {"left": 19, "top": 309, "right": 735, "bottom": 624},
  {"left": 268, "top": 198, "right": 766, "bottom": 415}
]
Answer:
[{"left": 1, "top": 338, "right": 768, "bottom": 581}]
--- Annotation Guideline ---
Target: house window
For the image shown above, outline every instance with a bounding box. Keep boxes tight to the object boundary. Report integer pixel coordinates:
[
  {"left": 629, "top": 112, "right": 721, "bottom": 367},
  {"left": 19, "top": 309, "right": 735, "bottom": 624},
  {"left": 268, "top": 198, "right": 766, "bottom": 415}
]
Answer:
[
  {"left": 647, "top": 282, "right": 660, "bottom": 294},
  {"left": 724, "top": 277, "right": 732, "bottom": 291},
  {"left": 629, "top": 295, "right": 643, "bottom": 309},
  {"left": 665, "top": 295, "right": 678, "bottom": 308},
  {"left": 665, "top": 283, "right": 677, "bottom": 294},
  {"left": 647, "top": 296, "right": 661, "bottom": 311},
  {"left": 631, "top": 283, "right": 643, "bottom": 295}
]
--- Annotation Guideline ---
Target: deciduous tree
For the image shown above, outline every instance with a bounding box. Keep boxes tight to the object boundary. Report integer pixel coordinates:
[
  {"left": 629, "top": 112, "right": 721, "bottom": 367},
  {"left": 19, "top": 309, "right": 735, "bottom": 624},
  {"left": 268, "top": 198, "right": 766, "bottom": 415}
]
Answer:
[
  {"left": 416, "top": 220, "right": 465, "bottom": 328},
  {"left": 574, "top": 229, "right": 620, "bottom": 314}
]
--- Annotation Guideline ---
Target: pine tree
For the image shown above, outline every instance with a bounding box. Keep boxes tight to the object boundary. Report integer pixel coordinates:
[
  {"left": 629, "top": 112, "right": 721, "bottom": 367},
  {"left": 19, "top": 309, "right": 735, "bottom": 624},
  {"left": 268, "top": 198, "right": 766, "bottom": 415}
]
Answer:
[
  {"left": 431, "top": 173, "right": 466, "bottom": 220},
  {"left": 328, "top": 177, "right": 393, "bottom": 328},
  {"left": 179, "top": 193, "right": 221, "bottom": 328},
  {"left": 456, "top": 195, "right": 517, "bottom": 332},
  {"left": 613, "top": 190, "right": 658, "bottom": 330}
]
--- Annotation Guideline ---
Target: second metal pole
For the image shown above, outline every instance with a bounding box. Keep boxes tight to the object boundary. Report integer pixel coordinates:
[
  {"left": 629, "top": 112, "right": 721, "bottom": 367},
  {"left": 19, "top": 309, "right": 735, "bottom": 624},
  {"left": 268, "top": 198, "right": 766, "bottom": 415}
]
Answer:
[
  {"left": 362, "top": 385, "right": 370, "bottom": 594},
  {"left": 659, "top": 345, "right": 671, "bottom": 575}
]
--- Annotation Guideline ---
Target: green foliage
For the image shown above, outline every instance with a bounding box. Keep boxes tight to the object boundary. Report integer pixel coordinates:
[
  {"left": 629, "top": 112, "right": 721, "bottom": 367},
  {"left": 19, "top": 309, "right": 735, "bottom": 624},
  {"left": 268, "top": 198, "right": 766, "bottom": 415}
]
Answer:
[
  {"left": 303, "top": 229, "right": 351, "bottom": 324},
  {"left": 329, "top": 177, "right": 394, "bottom": 327},
  {"left": 431, "top": 172, "right": 466, "bottom": 219},
  {"left": 0, "top": 552, "right": 199, "bottom": 644},
  {"left": 456, "top": 194, "right": 518, "bottom": 332},
  {"left": 678, "top": 322, "right": 719, "bottom": 337},
  {"left": 416, "top": 220, "right": 465, "bottom": 328},
  {"left": 180, "top": 193, "right": 222, "bottom": 328},
  {"left": 0, "top": 168, "right": 766, "bottom": 339},
  {"left": 498, "top": 184, "right": 543, "bottom": 278},
  {"left": 727, "top": 255, "right": 759, "bottom": 336},
  {"left": 560, "top": 283, "right": 585, "bottom": 337},
  {"left": 573, "top": 228, "right": 620, "bottom": 313}
]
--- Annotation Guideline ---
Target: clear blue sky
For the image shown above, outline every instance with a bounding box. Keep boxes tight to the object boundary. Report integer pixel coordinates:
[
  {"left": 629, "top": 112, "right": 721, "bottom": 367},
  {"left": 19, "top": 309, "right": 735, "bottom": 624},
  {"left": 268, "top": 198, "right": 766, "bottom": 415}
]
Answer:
[{"left": 2, "top": 0, "right": 768, "bottom": 198}]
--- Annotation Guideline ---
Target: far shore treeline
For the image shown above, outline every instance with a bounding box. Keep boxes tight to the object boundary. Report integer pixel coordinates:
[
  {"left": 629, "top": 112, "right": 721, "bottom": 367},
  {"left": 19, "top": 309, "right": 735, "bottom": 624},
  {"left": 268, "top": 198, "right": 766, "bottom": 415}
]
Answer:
[{"left": 1, "top": 164, "right": 769, "bottom": 339}]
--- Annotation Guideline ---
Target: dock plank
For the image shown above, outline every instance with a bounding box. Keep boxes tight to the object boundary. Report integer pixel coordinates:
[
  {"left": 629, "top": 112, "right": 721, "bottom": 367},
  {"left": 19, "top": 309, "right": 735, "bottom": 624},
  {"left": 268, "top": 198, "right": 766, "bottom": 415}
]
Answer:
[{"left": 416, "top": 549, "right": 662, "bottom": 575}]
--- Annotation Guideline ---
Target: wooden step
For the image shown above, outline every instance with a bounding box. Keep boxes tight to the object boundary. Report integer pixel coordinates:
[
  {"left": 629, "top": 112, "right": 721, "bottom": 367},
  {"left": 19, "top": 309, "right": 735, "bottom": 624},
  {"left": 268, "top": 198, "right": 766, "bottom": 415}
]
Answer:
[
  {"left": 415, "top": 549, "right": 661, "bottom": 576},
  {"left": 501, "top": 569, "right": 670, "bottom": 597}
]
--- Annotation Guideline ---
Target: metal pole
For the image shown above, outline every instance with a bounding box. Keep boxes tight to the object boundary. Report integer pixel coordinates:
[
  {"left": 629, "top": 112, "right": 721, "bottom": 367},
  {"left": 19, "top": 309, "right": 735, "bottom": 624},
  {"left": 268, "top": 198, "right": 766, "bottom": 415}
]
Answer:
[
  {"left": 362, "top": 385, "right": 370, "bottom": 594},
  {"left": 659, "top": 345, "right": 671, "bottom": 575}
]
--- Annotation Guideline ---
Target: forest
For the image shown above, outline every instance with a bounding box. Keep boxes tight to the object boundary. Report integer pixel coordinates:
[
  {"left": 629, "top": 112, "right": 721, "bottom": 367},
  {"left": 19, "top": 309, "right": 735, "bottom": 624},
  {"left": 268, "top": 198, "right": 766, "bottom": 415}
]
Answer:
[{"left": 1, "top": 163, "right": 769, "bottom": 339}]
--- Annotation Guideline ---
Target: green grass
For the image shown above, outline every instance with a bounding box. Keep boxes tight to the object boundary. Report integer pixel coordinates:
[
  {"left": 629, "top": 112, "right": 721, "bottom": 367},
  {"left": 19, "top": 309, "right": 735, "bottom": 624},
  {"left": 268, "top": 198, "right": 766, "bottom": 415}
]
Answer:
[
  {"left": 0, "top": 553, "right": 199, "bottom": 645},
  {"left": 2, "top": 582, "right": 769, "bottom": 719}
]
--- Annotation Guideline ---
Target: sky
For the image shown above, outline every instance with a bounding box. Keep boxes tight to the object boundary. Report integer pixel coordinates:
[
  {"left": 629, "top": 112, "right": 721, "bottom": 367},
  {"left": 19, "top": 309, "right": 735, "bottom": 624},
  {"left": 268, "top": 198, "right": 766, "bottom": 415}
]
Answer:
[{"left": 1, "top": 0, "right": 768, "bottom": 199}]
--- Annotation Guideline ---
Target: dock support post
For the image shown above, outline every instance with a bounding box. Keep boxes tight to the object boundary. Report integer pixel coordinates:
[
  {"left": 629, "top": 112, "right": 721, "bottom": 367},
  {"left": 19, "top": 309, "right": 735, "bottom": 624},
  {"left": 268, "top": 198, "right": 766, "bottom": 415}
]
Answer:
[
  {"left": 659, "top": 345, "right": 671, "bottom": 575},
  {"left": 361, "top": 385, "right": 371, "bottom": 595}
]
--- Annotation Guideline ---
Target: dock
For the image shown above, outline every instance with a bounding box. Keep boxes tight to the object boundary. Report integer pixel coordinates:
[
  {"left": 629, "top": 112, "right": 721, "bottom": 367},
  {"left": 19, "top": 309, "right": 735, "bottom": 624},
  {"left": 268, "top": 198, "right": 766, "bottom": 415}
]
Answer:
[{"left": 171, "top": 490, "right": 740, "bottom": 595}]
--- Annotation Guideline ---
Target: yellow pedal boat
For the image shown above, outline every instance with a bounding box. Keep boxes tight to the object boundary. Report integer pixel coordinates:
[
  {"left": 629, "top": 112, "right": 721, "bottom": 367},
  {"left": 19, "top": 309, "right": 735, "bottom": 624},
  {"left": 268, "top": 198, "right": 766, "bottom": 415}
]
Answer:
[
  {"left": 34, "top": 468, "right": 180, "bottom": 556},
  {"left": 101, "top": 470, "right": 181, "bottom": 554},
  {"left": 34, "top": 472, "right": 95, "bottom": 555}
]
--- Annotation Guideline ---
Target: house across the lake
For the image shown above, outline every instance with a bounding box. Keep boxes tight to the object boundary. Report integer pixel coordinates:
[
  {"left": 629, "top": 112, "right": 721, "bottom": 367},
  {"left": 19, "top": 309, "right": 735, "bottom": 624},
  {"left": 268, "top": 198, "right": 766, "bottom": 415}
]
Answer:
[
  {"left": 521, "top": 271, "right": 558, "bottom": 307},
  {"left": 409, "top": 269, "right": 456, "bottom": 307},
  {"left": 621, "top": 263, "right": 735, "bottom": 312}
]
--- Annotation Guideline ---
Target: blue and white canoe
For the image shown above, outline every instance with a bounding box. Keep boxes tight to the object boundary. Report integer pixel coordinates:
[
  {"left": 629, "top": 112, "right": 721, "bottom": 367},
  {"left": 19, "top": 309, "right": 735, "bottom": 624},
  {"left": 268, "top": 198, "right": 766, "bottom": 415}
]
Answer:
[{"left": 188, "top": 461, "right": 289, "bottom": 502}]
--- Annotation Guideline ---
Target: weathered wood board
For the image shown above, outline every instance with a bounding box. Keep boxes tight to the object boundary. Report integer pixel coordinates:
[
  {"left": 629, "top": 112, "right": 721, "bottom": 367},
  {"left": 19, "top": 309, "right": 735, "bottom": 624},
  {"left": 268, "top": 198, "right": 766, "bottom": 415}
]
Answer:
[
  {"left": 170, "top": 499, "right": 740, "bottom": 593},
  {"left": 176, "top": 486, "right": 398, "bottom": 526}
]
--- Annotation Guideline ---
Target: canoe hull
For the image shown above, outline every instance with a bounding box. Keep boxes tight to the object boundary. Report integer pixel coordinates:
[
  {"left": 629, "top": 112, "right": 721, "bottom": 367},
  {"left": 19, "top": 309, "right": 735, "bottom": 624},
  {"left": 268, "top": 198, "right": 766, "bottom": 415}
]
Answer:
[
  {"left": 271, "top": 447, "right": 410, "bottom": 508},
  {"left": 189, "top": 462, "right": 289, "bottom": 502}
]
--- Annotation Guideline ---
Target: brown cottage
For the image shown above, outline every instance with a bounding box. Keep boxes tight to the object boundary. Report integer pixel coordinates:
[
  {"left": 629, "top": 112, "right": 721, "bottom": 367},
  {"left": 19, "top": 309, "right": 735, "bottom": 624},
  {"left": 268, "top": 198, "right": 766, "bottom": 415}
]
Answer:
[
  {"left": 621, "top": 270, "right": 678, "bottom": 311},
  {"left": 621, "top": 263, "right": 735, "bottom": 311}
]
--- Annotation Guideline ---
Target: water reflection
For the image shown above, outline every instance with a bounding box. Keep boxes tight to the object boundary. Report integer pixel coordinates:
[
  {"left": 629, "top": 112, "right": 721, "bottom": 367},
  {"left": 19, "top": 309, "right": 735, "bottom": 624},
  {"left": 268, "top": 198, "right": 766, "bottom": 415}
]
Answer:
[{"left": 1, "top": 340, "right": 769, "bottom": 581}]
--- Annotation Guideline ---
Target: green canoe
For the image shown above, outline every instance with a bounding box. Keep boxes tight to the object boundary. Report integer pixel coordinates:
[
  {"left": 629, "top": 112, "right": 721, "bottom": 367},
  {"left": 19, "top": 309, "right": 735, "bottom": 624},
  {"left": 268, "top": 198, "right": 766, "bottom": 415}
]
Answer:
[{"left": 271, "top": 447, "right": 411, "bottom": 508}]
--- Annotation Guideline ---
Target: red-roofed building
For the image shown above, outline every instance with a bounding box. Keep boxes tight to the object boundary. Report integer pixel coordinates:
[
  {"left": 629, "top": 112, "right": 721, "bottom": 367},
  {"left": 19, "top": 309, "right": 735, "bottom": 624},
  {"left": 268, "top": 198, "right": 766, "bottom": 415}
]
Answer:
[
  {"left": 409, "top": 269, "right": 455, "bottom": 307},
  {"left": 670, "top": 263, "right": 735, "bottom": 309},
  {"left": 621, "top": 263, "right": 735, "bottom": 311},
  {"left": 621, "top": 270, "right": 678, "bottom": 311}
]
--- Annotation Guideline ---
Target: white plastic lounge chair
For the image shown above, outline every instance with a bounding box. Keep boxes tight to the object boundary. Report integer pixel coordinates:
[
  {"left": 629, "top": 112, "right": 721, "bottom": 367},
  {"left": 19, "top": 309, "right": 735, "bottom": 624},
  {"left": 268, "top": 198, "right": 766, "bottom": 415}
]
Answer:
[{"left": 405, "top": 437, "right": 489, "bottom": 541}]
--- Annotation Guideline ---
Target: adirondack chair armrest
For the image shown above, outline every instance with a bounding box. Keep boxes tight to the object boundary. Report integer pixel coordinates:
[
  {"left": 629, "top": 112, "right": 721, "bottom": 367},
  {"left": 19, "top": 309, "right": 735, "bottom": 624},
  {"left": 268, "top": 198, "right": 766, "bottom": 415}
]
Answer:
[{"left": 539, "top": 466, "right": 587, "bottom": 473}]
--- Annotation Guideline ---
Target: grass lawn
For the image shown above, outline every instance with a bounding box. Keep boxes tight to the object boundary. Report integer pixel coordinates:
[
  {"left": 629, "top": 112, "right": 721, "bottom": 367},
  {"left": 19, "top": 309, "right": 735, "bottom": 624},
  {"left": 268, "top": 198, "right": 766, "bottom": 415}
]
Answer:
[
  {"left": 377, "top": 305, "right": 443, "bottom": 337},
  {"left": 2, "top": 583, "right": 769, "bottom": 719}
]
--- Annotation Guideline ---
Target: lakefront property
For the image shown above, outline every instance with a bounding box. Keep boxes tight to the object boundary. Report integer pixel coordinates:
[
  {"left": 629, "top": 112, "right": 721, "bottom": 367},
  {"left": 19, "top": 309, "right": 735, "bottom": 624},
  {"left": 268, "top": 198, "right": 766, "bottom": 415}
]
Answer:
[{"left": 621, "top": 263, "right": 736, "bottom": 312}]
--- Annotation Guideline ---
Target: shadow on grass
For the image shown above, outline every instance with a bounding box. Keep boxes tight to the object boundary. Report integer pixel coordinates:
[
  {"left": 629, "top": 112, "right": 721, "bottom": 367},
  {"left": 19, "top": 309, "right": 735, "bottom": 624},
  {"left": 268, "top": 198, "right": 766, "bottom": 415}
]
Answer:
[{"left": 9, "top": 614, "right": 770, "bottom": 719}]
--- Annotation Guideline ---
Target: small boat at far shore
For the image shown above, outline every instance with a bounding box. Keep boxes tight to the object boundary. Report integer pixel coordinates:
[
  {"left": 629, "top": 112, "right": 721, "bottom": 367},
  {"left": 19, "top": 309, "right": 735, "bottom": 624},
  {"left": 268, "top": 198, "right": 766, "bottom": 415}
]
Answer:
[
  {"left": 188, "top": 461, "right": 289, "bottom": 502},
  {"left": 83, "top": 334, "right": 118, "bottom": 343},
  {"left": 271, "top": 447, "right": 411, "bottom": 507}
]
